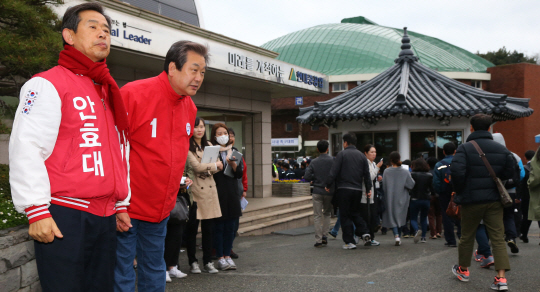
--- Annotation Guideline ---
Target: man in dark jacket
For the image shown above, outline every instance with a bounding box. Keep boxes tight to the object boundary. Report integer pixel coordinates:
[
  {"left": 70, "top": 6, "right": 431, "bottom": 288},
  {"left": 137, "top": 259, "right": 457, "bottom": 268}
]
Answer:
[
  {"left": 325, "top": 133, "right": 372, "bottom": 249},
  {"left": 450, "top": 114, "right": 514, "bottom": 291},
  {"left": 304, "top": 140, "right": 334, "bottom": 247}
]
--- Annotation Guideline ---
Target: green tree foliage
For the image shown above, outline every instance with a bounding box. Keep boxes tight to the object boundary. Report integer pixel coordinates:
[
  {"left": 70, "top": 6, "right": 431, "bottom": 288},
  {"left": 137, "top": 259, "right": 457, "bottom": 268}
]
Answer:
[
  {"left": 476, "top": 47, "right": 538, "bottom": 66},
  {"left": 0, "top": 0, "right": 63, "bottom": 81}
]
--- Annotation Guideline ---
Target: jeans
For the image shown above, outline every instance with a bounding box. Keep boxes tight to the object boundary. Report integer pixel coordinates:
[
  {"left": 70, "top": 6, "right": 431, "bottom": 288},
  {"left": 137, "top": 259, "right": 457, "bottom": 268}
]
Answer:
[
  {"left": 331, "top": 210, "right": 341, "bottom": 236},
  {"left": 392, "top": 227, "right": 402, "bottom": 237},
  {"left": 115, "top": 217, "right": 169, "bottom": 292},
  {"left": 337, "top": 188, "right": 369, "bottom": 244},
  {"left": 313, "top": 193, "right": 333, "bottom": 243},
  {"left": 213, "top": 217, "right": 237, "bottom": 258},
  {"left": 440, "top": 193, "right": 461, "bottom": 244},
  {"left": 476, "top": 224, "right": 492, "bottom": 257},
  {"left": 410, "top": 199, "right": 430, "bottom": 238},
  {"left": 35, "top": 205, "right": 116, "bottom": 292}
]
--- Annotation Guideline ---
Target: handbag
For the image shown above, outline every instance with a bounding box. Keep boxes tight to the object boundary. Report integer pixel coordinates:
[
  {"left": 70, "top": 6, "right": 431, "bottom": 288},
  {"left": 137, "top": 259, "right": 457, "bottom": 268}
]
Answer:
[
  {"left": 446, "top": 192, "right": 461, "bottom": 220},
  {"left": 169, "top": 192, "right": 189, "bottom": 224},
  {"left": 470, "top": 141, "right": 513, "bottom": 208}
]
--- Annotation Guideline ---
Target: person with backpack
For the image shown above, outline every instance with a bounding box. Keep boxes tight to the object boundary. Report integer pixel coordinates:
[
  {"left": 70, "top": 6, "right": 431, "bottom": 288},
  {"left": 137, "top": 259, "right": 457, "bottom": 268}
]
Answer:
[{"left": 433, "top": 142, "right": 461, "bottom": 247}]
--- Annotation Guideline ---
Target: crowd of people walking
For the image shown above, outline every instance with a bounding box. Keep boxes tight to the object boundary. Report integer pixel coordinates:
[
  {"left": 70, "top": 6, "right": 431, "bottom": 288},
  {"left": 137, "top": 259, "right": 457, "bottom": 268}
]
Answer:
[{"left": 301, "top": 114, "right": 540, "bottom": 291}]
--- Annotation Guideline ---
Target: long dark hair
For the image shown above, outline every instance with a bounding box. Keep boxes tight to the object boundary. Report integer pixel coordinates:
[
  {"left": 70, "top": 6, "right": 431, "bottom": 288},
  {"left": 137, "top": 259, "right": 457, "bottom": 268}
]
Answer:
[{"left": 189, "top": 117, "right": 208, "bottom": 153}]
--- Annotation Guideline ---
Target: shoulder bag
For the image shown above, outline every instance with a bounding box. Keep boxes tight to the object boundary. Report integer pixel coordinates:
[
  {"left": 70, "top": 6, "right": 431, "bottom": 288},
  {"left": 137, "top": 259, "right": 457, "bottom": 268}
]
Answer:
[
  {"left": 470, "top": 140, "right": 513, "bottom": 207},
  {"left": 169, "top": 191, "right": 189, "bottom": 224},
  {"left": 446, "top": 192, "right": 460, "bottom": 220}
]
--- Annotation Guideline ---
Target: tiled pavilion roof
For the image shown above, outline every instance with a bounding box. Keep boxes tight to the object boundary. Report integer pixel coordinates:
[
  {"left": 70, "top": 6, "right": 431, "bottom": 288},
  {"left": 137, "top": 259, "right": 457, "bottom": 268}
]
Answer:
[{"left": 297, "top": 28, "right": 533, "bottom": 125}]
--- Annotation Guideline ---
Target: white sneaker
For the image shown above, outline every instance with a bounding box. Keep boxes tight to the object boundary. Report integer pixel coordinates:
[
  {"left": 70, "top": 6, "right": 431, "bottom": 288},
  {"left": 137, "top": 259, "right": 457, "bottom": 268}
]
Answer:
[
  {"left": 395, "top": 237, "right": 401, "bottom": 246},
  {"left": 414, "top": 230, "right": 421, "bottom": 244},
  {"left": 342, "top": 243, "right": 357, "bottom": 250},
  {"left": 216, "top": 258, "right": 230, "bottom": 270},
  {"left": 371, "top": 240, "right": 381, "bottom": 246},
  {"left": 168, "top": 266, "right": 187, "bottom": 279},
  {"left": 190, "top": 262, "right": 201, "bottom": 274},
  {"left": 362, "top": 234, "right": 372, "bottom": 246},
  {"left": 203, "top": 262, "right": 219, "bottom": 274},
  {"left": 166, "top": 271, "right": 172, "bottom": 283},
  {"left": 226, "top": 258, "right": 237, "bottom": 270}
]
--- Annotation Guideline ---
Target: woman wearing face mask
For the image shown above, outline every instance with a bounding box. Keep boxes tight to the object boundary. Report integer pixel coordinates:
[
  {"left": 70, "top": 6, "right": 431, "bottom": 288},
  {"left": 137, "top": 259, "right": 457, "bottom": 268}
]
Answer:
[
  {"left": 210, "top": 123, "right": 244, "bottom": 271},
  {"left": 184, "top": 117, "right": 224, "bottom": 274}
]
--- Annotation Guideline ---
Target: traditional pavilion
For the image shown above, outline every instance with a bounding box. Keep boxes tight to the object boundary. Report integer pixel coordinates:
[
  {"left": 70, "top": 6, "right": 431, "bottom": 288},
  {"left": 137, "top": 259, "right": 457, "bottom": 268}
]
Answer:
[{"left": 296, "top": 28, "right": 533, "bottom": 160}]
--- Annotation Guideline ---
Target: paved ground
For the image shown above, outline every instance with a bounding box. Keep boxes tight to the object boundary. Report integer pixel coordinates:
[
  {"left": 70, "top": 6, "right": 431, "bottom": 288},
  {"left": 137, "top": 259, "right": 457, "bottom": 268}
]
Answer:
[{"left": 164, "top": 224, "right": 540, "bottom": 292}]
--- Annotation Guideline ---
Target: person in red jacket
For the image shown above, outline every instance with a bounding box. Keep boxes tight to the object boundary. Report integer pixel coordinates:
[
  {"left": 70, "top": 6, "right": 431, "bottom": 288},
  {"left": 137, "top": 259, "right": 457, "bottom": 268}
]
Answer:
[
  {"left": 9, "top": 3, "right": 129, "bottom": 291},
  {"left": 114, "top": 41, "right": 208, "bottom": 292}
]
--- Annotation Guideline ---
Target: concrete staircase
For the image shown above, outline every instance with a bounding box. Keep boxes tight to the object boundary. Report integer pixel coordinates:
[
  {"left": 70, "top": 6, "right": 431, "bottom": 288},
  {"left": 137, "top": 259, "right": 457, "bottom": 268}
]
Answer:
[{"left": 237, "top": 196, "right": 313, "bottom": 236}]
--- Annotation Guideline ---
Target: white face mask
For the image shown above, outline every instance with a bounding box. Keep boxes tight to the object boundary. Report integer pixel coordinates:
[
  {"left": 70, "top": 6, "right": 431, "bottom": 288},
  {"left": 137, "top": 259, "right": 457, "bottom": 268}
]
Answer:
[{"left": 216, "top": 135, "right": 229, "bottom": 145}]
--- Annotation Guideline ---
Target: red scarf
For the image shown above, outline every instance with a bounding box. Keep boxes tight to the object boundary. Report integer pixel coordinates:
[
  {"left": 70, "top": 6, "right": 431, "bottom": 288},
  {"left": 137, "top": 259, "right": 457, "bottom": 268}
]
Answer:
[{"left": 58, "top": 45, "right": 129, "bottom": 144}]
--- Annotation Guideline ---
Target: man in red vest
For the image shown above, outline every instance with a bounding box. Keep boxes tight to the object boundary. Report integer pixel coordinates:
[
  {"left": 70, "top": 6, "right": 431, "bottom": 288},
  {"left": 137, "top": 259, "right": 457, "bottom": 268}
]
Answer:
[
  {"left": 9, "top": 3, "right": 129, "bottom": 291},
  {"left": 114, "top": 41, "right": 207, "bottom": 291}
]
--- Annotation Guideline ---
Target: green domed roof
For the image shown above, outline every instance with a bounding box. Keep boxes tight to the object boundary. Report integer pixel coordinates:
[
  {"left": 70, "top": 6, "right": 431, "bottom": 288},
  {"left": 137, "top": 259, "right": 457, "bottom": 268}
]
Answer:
[{"left": 261, "top": 21, "right": 494, "bottom": 75}]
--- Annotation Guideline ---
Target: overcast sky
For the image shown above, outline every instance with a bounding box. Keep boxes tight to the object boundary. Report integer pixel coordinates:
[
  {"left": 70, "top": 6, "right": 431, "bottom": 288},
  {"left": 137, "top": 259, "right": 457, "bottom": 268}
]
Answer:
[{"left": 198, "top": 0, "right": 540, "bottom": 57}]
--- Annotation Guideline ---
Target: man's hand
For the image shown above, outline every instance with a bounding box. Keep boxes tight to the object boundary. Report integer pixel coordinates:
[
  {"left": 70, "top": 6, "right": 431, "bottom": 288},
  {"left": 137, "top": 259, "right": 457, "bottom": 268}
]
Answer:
[
  {"left": 116, "top": 212, "right": 132, "bottom": 232},
  {"left": 367, "top": 191, "right": 372, "bottom": 198},
  {"left": 242, "top": 191, "right": 247, "bottom": 198},
  {"left": 325, "top": 187, "right": 330, "bottom": 192},
  {"left": 377, "top": 175, "right": 383, "bottom": 182},
  {"left": 216, "top": 161, "right": 224, "bottom": 171},
  {"left": 29, "top": 217, "right": 63, "bottom": 243}
]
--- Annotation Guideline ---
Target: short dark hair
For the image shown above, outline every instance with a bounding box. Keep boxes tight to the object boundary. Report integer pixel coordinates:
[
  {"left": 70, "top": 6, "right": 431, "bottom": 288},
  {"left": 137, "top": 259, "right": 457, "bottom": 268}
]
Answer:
[
  {"left": 228, "top": 127, "right": 235, "bottom": 136},
  {"left": 412, "top": 158, "right": 430, "bottom": 172},
  {"left": 363, "top": 144, "right": 375, "bottom": 154},
  {"left": 402, "top": 159, "right": 411, "bottom": 166},
  {"left": 389, "top": 151, "right": 401, "bottom": 167},
  {"left": 343, "top": 133, "right": 357, "bottom": 146},
  {"left": 317, "top": 140, "right": 329, "bottom": 153},
  {"left": 470, "top": 114, "right": 493, "bottom": 131},
  {"left": 525, "top": 150, "right": 536, "bottom": 161},
  {"left": 282, "top": 163, "right": 290, "bottom": 170},
  {"left": 426, "top": 157, "right": 438, "bottom": 169},
  {"left": 443, "top": 142, "right": 456, "bottom": 156},
  {"left": 210, "top": 122, "right": 230, "bottom": 146},
  {"left": 62, "top": 3, "right": 111, "bottom": 46},
  {"left": 164, "top": 41, "right": 209, "bottom": 73}
]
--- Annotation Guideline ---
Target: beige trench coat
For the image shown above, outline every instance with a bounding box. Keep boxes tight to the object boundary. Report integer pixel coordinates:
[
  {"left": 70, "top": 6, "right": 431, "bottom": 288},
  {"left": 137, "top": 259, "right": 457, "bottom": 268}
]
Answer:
[{"left": 187, "top": 148, "right": 222, "bottom": 220}]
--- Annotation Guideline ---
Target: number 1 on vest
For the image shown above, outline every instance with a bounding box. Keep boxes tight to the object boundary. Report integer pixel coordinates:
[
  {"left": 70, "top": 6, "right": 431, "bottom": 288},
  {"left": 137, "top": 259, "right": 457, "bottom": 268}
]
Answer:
[{"left": 150, "top": 118, "right": 157, "bottom": 138}]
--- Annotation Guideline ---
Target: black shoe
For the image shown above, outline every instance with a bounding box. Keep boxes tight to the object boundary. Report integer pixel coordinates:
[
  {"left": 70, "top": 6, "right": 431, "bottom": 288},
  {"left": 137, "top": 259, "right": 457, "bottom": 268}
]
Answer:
[
  {"left": 314, "top": 242, "right": 324, "bottom": 248},
  {"left": 322, "top": 236, "right": 328, "bottom": 245},
  {"left": 519, "top": 235, "right": 529, "bottom": 243},
  {"left": 445, "top": 242, "right": 457, "bottom": 247},
  {"left": 230, "top": 250, "right": 239, "bottom": 259},
  {"left": 507, "top": 239, "right": 519, "bottom": 253},
  {"left": 381, "top": 230, "right": 387, "bottom": 235}
]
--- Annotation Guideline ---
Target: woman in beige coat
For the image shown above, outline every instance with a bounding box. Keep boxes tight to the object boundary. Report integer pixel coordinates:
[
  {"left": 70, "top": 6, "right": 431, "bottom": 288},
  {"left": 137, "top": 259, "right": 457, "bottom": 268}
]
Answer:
[{"left": 185, "top": 117, "right": 223, "bottom": 274}]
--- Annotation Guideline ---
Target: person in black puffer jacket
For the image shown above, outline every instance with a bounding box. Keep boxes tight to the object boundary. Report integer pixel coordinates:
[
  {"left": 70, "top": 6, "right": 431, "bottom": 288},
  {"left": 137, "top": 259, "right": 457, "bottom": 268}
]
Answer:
[
  {"left": 450, "top": 114, "right": 515, "bottom": 290},
  {"left": 409, "top": 158, "right": 435, "bottom": 243}
]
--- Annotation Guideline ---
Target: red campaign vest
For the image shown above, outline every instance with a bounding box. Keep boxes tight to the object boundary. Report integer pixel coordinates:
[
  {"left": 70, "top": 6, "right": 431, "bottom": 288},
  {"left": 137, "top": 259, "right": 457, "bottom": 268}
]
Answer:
[
  {"left": 121, "top": 72, "right": 196, "bottom": 223},
  {"left": 36, "top": 66, "right": 128, "bottom": 216}
]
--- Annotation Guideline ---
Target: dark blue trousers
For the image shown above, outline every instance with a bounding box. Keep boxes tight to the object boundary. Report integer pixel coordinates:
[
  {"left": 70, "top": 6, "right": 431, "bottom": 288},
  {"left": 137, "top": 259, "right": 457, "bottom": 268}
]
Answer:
[
  {"left": 34, "top": 204, "right": 117, "bottom": 292},
  {"left": 439, "top": 193, "right": 461, "bottom": 245}
]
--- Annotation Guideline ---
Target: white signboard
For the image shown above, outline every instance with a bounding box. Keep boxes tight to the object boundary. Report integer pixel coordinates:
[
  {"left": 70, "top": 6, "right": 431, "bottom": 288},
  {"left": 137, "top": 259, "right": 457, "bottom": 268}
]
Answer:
[
  {"left": 271, "top": 138, "right": 299, "bottom": 146},
  {"left": 52, "top": 0, "right": 328, "bottom": 94}
]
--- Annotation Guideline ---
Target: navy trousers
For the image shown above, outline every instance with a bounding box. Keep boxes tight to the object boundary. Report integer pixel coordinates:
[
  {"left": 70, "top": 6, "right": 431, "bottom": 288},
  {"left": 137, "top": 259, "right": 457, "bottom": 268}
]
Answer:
[
  {"left": 439, "top": 193, "right": 461, "bottom": 245},
  {"left": 34, "top": 204, "right": 117, "bottom": 292}
]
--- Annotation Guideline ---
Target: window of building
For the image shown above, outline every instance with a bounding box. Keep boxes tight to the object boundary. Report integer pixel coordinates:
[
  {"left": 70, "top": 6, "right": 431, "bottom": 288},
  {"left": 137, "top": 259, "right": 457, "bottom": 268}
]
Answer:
[
  {"left": 472, "top": 80, "right": 482, "bottom": 89},
  {"left": 285, "top": 123, "right": 293, "bottom": 132},
  {"left": 311, "top": 125, "right": 319, "bottom": 131},
  {"left": 353, "top": 131, "right": 398, "bottom": 162},
  {"left": 332, "top": 83, "right": 348, "bottom": 92},
  {"left": 410, "top": 130, "right": 463, "bottom": 159}
]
